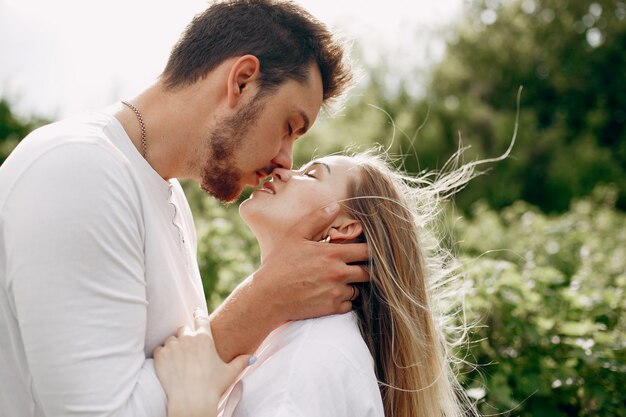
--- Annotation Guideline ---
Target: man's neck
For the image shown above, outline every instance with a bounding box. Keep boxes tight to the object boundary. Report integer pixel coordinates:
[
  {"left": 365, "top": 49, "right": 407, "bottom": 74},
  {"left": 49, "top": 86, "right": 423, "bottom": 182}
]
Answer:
[{"left": 114, "top": 79, "right": 223, "bottom": 181}]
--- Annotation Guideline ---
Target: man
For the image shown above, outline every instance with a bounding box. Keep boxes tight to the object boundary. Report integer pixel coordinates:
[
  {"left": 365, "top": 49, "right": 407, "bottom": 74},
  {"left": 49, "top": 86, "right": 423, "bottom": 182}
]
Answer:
[{"left": 0, "top": 1, "right": 368, "bottom": 416}]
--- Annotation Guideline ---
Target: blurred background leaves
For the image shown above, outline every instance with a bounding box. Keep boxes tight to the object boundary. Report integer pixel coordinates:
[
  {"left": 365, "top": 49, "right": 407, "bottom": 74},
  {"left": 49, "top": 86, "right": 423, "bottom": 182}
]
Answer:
[{"left": 1, "top": 0, "right": 624, "bottom": 415}]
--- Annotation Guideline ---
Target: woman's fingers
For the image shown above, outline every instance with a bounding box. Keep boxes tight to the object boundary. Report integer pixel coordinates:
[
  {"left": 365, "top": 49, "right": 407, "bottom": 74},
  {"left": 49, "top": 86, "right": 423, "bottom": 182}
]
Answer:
[
  {"left": 193, "top": 309, "right": 213, "bottom": 337},
  {"left": 177, "top": 325, "right": 192, "bottom": 338},
  {"left": 153, "top": 345, "right": 162, "bottom": 357},
  {"left": 222, "top": 354, "right": 255, "bottom": 386}
]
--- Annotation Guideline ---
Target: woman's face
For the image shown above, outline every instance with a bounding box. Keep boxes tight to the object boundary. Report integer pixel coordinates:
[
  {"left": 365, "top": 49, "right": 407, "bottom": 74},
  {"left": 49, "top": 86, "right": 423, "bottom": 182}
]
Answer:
[{"left": 240, "top": 155, "right": 359, "bottom": 241}]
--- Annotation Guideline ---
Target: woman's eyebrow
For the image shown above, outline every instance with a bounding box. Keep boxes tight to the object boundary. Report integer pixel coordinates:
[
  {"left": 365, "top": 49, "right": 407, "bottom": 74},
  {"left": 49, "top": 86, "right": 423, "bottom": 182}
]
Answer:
[{"left": 305, "top": 161, "right": 331, "bottom": 174}]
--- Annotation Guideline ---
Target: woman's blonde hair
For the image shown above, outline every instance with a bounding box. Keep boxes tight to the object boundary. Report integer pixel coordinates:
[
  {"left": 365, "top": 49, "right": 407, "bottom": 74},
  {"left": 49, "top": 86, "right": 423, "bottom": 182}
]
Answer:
[
  {"left": 342, "top": 149, "right": 482, "bottom": 417},
  {"left": 341, "top": 88, "right": 520, "bottom": 416}
]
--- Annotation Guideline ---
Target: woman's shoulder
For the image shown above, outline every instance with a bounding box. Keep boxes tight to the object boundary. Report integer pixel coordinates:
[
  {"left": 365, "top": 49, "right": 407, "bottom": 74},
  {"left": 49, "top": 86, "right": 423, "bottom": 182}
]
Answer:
[
  {"left": 227, "top": 313, "right": 384, "bottom": 417},
  {"left": 280, "top": 312, "right": 369, "bottom": 360},
  {"left": 254, "top": 312, "right": 376, "bottom": 382},
  {"left": 298, "top": 311, "right": 362, "bottom": 340}
]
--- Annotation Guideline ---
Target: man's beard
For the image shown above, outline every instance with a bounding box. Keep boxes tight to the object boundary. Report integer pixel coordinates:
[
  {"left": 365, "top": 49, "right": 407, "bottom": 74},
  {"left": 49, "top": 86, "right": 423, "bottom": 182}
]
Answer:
[{"left": 200, "top": 97, "right": 265, "bottom": 203}]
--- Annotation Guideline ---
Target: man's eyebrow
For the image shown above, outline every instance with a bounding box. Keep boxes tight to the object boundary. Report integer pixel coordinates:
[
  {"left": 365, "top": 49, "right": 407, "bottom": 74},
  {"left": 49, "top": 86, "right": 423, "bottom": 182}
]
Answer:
[{"left": 305, "top": 161, "right": 331, "bottom": 174}]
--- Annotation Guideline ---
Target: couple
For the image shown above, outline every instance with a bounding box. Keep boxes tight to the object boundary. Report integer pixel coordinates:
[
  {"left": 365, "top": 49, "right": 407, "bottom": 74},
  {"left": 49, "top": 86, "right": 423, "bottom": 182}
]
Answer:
[{"left": 0, "top": 1, "right": 475, "bottom": 417}]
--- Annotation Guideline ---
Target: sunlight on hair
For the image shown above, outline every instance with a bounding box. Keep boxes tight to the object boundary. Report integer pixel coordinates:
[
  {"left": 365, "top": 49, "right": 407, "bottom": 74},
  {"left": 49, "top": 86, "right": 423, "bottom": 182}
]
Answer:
[{"left": 330, "top": 87, "right": 523, "bottom": 417}]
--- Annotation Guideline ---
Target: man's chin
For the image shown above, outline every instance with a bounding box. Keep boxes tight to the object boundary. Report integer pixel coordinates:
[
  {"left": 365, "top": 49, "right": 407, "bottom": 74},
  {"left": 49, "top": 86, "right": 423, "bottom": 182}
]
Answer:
[{"left": 201, "top": 182, "right": 242, "bottom": 204}]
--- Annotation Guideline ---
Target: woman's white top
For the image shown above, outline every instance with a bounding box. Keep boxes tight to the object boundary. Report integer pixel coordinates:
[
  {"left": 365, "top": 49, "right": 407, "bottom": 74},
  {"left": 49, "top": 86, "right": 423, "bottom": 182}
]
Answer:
[{"left": 220, "top": 312, "right": 384, "bottom": 417}]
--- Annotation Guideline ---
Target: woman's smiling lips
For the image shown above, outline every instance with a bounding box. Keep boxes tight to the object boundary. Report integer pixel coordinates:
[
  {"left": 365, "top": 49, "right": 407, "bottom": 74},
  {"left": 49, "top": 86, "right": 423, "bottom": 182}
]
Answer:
[{"left": 261, "top": 181, "right": 275, "bottom": 194}]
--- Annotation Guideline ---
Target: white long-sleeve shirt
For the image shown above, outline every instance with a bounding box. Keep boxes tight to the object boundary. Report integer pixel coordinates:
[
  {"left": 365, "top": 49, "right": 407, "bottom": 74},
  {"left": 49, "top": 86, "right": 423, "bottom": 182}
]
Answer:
[
  {"left": 0, "top": 108, "right": 206, "bottom": 416},
  {"left": 220, "top": 312, "right": 384, "bottom": 417}
]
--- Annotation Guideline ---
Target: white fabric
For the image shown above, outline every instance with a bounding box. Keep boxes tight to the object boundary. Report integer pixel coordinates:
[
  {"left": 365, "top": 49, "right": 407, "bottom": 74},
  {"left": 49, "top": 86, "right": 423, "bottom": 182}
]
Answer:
[
  {"left": 0, "top": 108, "right": 206, "bottom": 417},
  {"left": 220, "top": 312, "right": 384, "bottom": 417}
]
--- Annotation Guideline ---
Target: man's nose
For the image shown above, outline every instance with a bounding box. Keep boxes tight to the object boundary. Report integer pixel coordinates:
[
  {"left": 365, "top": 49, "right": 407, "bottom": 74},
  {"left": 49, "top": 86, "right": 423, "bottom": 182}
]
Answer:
[{"left": 271, "top": 139, "right": 294, "bottom": 170}]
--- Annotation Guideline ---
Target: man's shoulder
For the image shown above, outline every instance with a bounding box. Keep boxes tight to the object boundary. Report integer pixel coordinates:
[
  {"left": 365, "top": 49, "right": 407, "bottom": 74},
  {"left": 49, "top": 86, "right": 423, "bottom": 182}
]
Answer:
[
  {"left": 1, "top": 111, "right": 132, "bottom": 189},
  {"left": 234, "top": 313, "right": 383, "bottom": 416},
  {"left": 18, "top": 111, "right": 122, "bottom": 158},
  {"left": 0, "top": 111, "right": 143, "bottom": 215}
]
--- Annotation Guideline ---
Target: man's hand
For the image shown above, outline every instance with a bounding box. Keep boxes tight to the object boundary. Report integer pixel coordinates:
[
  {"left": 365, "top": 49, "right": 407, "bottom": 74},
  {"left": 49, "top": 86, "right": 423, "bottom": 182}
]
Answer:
[
  {"left": 154, "top": 310, "right": 252, "bottom": 417},
  {"left": 256, "top": 202, "right": 369, "bottom": 319},
  {"left": 210, "top": 203, "right": 369, "bottom": 361}
]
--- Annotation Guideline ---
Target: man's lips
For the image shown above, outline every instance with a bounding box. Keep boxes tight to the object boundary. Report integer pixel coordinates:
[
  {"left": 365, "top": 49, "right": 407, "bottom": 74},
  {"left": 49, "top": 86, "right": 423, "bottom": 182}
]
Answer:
[
  {"left": 257, "top": 167, "right": 273, "bottom": 178},
  {"left": 250, "top": 171, "right": 266, "bottom": 186},
  {"left": 253, "top": 168, "right": 274, "bottom": 186}
]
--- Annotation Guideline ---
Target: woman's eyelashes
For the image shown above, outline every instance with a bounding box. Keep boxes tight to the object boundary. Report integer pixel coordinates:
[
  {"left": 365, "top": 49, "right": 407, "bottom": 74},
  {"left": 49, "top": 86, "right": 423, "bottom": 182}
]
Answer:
[{"left": 302, "top": 167, "right": 319, "bottom": 178}]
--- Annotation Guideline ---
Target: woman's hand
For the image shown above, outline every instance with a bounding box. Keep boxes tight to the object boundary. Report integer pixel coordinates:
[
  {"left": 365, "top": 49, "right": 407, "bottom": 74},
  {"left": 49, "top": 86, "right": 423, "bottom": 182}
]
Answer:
[{"left": 154, "top": 310, "right": 253, "bottom": 417}]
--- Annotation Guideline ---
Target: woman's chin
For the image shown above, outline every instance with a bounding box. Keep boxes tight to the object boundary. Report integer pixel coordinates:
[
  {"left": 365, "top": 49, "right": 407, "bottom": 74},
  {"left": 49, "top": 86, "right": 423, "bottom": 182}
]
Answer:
[
  {"left": 239, "top": 206, "right": 271, "bottom": 240},
  {"left": 238, "top": 198, "right": 258, "bottom": 225}
]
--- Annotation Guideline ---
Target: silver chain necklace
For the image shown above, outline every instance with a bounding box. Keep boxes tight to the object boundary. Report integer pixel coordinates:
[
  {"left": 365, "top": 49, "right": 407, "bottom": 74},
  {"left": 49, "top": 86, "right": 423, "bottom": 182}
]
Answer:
[{"left": 121, "top": 100, "right": 147, "bottom": 158}]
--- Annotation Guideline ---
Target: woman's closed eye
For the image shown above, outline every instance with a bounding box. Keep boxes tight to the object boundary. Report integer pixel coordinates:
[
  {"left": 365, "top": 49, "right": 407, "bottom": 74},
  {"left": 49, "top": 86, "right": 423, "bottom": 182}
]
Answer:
[{"left": 300, "top": 162, "right": 331, "bottom": 179}]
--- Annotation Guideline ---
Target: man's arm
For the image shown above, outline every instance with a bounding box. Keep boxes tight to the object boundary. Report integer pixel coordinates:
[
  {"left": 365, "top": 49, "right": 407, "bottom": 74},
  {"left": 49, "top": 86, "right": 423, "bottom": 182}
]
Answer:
[
  {"left": 210, "top": 204, "right": 369, "bottom": 361},
  {"left": 5, "top": 143, "right": 166, "bottom": 416}
]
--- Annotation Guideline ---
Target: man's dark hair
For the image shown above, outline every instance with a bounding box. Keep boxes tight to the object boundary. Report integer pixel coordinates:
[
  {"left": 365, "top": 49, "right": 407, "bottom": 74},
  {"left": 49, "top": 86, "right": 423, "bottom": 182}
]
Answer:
[{"left": 162, "top": 0, "right": 352, "bottom": 102}]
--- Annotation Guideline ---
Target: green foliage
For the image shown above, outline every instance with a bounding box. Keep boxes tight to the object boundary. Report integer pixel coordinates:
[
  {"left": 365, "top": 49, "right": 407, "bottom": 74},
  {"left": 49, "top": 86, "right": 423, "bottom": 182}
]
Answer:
[
  {"left": 428, "top": 0, "right": 626, "bottom": 212},
  {"left": 456, "top": 187, "right": 626, "bottom": 416},
  {"left": 181, "top": 180, "right": 259, "bottom": 311},
  {"left": 297, "top": 0, "right": 626, "bottom": 213},
  {"left": 0, "top": 99, "right": 46, "bottom": 165}
]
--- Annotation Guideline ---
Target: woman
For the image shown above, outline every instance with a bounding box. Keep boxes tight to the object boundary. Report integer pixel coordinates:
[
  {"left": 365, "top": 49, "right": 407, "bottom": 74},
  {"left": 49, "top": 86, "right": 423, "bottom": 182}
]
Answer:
[{"left": 158, "top": 151, "right": 480, "bottom": 417}]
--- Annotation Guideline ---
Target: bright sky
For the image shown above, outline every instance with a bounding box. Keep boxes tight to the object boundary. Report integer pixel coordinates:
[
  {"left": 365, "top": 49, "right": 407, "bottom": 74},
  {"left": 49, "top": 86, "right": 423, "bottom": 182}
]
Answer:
[{"left": 0, "top": 0, "right": 463, "bottom": 119}]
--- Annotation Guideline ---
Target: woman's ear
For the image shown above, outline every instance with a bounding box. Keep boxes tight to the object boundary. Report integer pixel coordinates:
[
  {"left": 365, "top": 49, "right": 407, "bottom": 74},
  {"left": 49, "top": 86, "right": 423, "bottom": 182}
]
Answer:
[
  {"left": 327, "top": 219, "right": 363, "bottom": 243},
  {"left": 227, "top": 55, "right": 261, "bottom": 108}
]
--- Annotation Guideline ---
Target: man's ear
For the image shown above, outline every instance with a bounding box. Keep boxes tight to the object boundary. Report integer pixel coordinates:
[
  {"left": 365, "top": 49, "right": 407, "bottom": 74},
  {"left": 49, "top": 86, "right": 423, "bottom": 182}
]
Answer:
[
  {"left": 226, "top": 55, "right": 261, "bottom": 108},
  {"left": 327, "top": 219, "right": 363, "bottom": 243}
]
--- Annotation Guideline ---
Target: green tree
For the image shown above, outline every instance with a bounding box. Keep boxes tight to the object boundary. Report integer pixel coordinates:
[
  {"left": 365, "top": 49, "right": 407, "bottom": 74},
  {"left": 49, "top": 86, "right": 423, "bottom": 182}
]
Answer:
[
  {"left": 182, "top": 181, "right": 259, "bottom": 310},
  {"left": 419, "top": 0, "right": 626, "bottom": 211},
  {"left": 298, "top": 0, "right": 626, "bottom": 213},
  {"left": 455, "top": 186, "right": 626, "bottom": 416}
]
